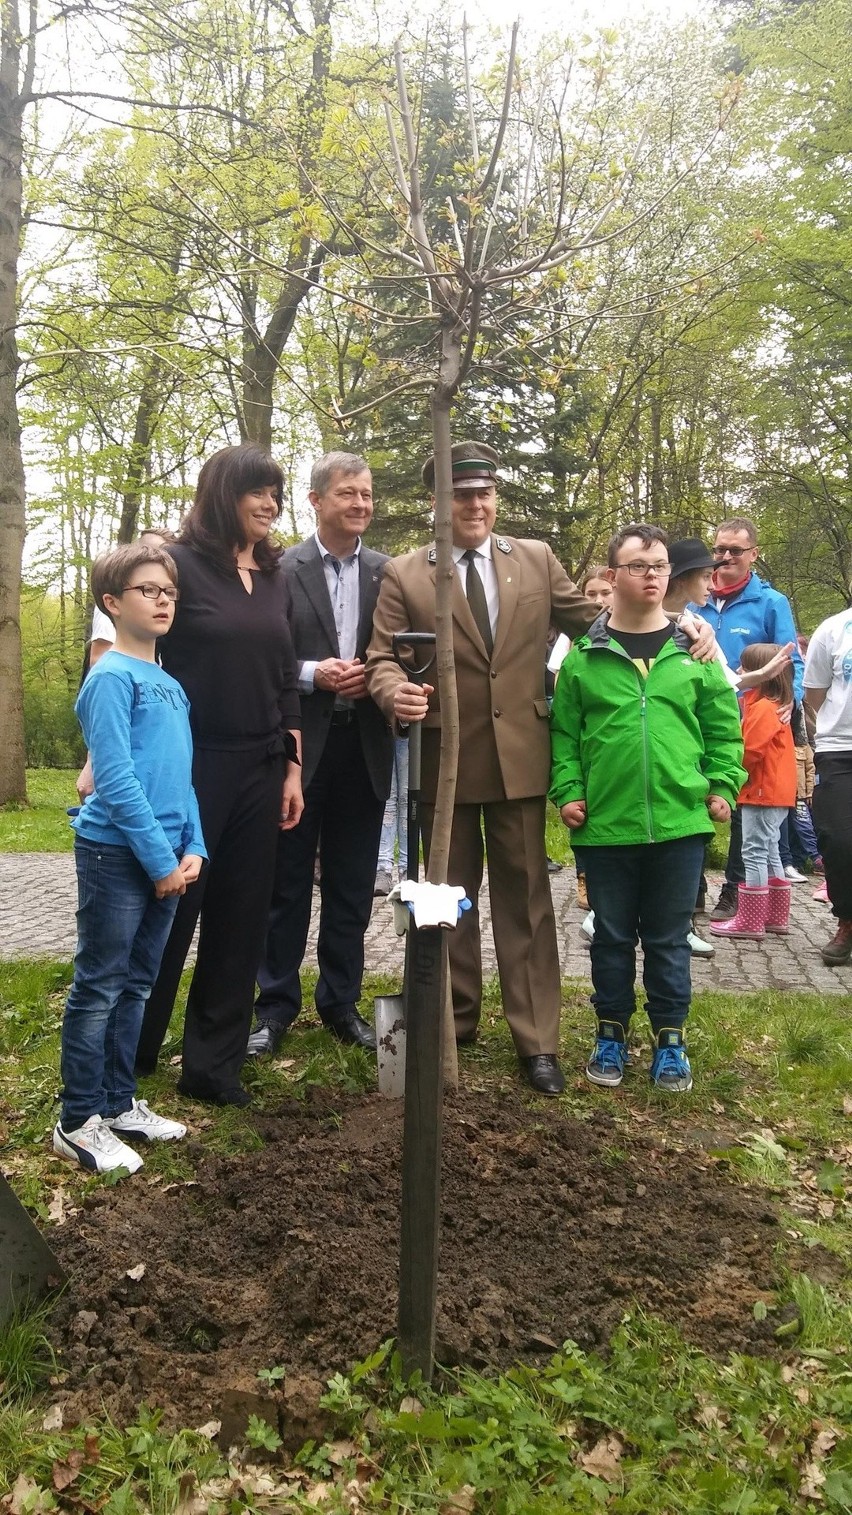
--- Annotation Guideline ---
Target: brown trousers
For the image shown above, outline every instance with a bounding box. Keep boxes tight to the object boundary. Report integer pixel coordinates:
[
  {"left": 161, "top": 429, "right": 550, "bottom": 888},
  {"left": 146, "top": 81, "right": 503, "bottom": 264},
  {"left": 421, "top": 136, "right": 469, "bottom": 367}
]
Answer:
[{"left": 420, "top": 795, "right": 562, "bottom": 1056}]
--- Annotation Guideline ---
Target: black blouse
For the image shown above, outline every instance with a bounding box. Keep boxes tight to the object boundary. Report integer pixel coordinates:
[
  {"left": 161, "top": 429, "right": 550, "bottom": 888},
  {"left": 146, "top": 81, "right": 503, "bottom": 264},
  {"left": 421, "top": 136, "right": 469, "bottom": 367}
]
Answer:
[{"left": 159, "top": 543, "right": 300, "bottom": 750}]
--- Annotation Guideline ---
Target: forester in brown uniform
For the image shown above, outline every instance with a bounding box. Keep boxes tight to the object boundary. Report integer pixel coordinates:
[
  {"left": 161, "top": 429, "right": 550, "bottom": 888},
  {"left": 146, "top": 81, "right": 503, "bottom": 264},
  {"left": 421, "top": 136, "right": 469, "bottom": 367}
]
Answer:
[{"left": 365, "top": 441, "right": 598, "bottom": 1095}]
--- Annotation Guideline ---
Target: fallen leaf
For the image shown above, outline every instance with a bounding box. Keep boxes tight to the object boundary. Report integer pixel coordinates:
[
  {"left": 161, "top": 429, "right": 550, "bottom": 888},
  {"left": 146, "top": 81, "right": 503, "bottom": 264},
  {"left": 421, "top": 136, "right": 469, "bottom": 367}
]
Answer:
[
  {"left": 399, "top": 1396, "right": 424, "bottom": 1416},
  {"left": 812, "top": 1428, "right": 838, "bottom": 1460},
  {"left": 126, "top": 1263, "right": 146, "bottom": 1281},
  {"left": 170, "top": 1054, "right": 182, "bottom": 1065},
  {"left": 440, "top": 1487, "right": 477, "bottom": 1514},
  {"left": 306, "top": 1482, "right": 333, "bottom": 1507},
  {"left": 695, "top": 1399, "right": 727, "bottom": 1430},
  {"left": 84, "top": 1432, "right": 100, "bottom": 1465},
  {"left": 52, "top": 1449, "right": 85, "bottom": 1491},
  {"left": 327, "top": 1439, "right": 359, "bottom": 1465},
  {"left": 195, "top": 1419, "right": 222, "bottom": 1440},
  {"left": 579, "top": 1434, "right": 624, "bottom": 1482},
  {"left": 2, "top": 1474, "right": 46, "bottom": 1514},
  {"left": 175, "top": 1471, "right": 210, "bottom": 1515},
  {"left": 795, "top": 1387, "right": 811, "bottom": 1405},
  {"left": 279, "top": 1058, "right": 296, "bottom": 1069},
  {"left": 842, "top": 1095, "right": 852, "bottom": 1117},
  {"left": 799, "top": 1460, "right": 826, "bottom": 1501},
  {"left": 41, "top": 1403, "right": 64, "bottom": 1432},
  {"left": 47, "top": 1189, "right": 68, "bottom": 1225}
]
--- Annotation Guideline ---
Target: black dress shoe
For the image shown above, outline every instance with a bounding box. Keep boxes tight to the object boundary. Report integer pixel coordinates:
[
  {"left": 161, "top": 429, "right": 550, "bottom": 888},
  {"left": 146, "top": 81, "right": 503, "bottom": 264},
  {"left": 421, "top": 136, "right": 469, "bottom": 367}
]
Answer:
[
  {"left": 325, "top": 1010, "right": 377, "bottom": 1052},
  {"left": 546, "top": 857, "right": 564, "bottom": 874},
  {"left": 245, "top": 1020, "right": 285, "bottom": 1059},
  {"left": 522, "top": 1054, "right": 566, "bottom": 1096},
  {"left": 176, "top": 1080, "right": 252, "bottom": 1108}
]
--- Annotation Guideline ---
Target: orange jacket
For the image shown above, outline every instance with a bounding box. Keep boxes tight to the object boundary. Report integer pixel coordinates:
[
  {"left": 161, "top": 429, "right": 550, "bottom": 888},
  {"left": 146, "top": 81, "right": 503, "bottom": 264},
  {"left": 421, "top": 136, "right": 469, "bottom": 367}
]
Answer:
[{"left": 739, "top": 691, "right": 797, "bottom": 807}]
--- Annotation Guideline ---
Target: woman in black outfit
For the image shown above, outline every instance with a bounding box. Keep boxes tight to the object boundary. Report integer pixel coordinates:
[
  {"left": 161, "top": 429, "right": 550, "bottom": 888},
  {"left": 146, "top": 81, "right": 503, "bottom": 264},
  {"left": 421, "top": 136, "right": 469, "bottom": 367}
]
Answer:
[{"left": 135, "top": 444, "right": 303, "bottom": 1106}]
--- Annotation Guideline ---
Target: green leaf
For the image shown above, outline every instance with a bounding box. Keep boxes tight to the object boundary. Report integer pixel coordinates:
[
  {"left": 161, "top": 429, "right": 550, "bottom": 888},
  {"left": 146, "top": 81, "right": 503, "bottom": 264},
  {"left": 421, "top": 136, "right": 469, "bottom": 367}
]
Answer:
[{"left": 245, "top": 1414, "right": 282, "bottom": 1452}]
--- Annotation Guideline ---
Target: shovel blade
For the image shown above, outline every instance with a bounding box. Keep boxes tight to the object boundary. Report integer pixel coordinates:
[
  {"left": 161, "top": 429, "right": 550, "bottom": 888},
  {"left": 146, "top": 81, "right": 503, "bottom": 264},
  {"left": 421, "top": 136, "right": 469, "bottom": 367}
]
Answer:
[
  {"left": 0, "top": 1172, "right": 65, "bottom": 1326},
  {"left": 374, "top": 994, "right": 406, "bottom": 1097}
]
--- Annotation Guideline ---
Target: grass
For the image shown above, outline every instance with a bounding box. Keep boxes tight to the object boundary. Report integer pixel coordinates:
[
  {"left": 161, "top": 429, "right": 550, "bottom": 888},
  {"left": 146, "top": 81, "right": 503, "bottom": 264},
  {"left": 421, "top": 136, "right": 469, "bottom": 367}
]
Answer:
[
  {"left": 0, "top": 769, "right": 78, "bottom": 852},
  {"left": 1, "top": 953, "right": 851, "bottom": 1509}
]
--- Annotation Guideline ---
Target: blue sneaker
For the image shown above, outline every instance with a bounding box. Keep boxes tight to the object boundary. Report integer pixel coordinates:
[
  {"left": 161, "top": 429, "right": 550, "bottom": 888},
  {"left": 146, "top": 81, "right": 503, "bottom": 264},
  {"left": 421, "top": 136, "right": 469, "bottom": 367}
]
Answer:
[
  {"left": 650, "top": 1030, "right": 693, "bottom": 1093},
  {"left": 585, "top": 1021, "right": 628, "bottom": 1088}
]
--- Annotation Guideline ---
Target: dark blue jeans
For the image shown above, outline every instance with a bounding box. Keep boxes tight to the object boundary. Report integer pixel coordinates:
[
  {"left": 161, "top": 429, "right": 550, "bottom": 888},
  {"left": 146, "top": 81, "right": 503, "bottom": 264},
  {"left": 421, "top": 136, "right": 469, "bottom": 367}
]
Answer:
[
  {"left": 60, "top": 840, "right": 178, "bottom": 1130},
  {"left": 583, "top": 835, "right": 706, "bottom": 1035}
]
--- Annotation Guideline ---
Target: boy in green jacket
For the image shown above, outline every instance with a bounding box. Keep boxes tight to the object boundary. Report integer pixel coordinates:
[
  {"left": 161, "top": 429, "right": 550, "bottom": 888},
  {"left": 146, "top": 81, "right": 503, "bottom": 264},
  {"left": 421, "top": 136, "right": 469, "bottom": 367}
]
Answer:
[{"left": 550, "top": 524, "right": 745, "bottom": 1093}]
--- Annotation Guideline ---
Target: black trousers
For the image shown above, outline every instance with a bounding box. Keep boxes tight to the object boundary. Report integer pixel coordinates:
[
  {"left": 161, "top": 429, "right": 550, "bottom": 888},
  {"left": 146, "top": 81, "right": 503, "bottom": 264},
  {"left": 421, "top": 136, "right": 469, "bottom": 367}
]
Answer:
[
  {"left": 136, "top": 745, "right": 284, "bottom": 1092},
  {"left": 813, "top": 752, "right": 852, "bottom": 921},
  {"left": 723, "top": 804, "right": 745, "bottom": 886},
  {"left": 255, "top": 723, "right": 384, "bottom": 1029}
]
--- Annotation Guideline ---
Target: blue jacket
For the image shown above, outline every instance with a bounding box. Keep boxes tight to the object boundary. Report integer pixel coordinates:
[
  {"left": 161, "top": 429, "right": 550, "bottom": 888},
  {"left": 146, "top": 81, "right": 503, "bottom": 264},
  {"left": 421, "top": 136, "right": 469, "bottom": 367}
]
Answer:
[{"left": 690, "top": 574, "right": 803, "bottom": 701}]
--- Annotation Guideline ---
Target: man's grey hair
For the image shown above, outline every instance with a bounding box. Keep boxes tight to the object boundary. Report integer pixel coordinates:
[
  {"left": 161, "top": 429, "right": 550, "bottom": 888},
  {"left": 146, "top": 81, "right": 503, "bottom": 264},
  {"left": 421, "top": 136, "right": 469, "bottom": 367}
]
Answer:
[{"left": 310, "top": 451, "right": 370, "bottom": 496}]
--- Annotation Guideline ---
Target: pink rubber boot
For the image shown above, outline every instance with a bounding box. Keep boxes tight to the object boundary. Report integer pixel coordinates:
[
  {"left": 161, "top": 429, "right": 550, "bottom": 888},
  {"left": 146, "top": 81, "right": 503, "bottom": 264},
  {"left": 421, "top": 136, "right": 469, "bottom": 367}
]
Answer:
[
  {"left": 765, "top": 877, "right": 792, "bottom": 935},
  {"left": 710, "top": 883, "right": 769, "bottom": 939}
]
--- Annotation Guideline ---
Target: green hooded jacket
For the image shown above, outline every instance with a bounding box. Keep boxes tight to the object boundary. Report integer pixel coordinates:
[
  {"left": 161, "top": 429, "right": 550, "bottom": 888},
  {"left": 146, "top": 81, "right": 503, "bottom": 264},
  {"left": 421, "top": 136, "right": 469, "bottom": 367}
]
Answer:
[{"left": 549, "top": 616, "right": 746, "bottom": 847}]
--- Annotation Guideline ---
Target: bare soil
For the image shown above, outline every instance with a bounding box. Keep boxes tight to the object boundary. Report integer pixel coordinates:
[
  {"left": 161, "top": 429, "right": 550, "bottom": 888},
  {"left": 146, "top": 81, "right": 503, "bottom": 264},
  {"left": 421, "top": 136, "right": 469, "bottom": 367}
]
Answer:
[{"left": 47, "top": 1088, "right": 782, "bottom": 1439}]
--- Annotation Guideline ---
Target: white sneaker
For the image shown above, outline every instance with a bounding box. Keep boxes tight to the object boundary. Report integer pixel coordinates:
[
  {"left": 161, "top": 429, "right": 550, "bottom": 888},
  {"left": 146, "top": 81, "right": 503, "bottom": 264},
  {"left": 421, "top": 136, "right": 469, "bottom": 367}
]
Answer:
[
  {"left": 687, "top": 929, "right": 715, "bottom": 957},
  {"left": 784, "top": 866, "right": 808, "bottom": 883},
  {"left": 105, "top": 1099, "right": 186, "bottom": 1143},
  {"left": 580, "top": 910, "right": 595, "bottom": 943},
  {"left": 53, "top": 1115, "right": 143, "bottom": 1175}
]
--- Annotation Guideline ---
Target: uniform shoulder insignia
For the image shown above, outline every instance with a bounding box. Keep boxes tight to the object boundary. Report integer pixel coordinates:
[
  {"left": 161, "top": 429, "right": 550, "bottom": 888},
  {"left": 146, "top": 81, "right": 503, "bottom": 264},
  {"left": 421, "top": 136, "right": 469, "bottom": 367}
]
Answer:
[
  {"left": 427, "top": 545, "right": 437, "bottom": 564},
  {"left": 495, "top": 537, "right": 512, "bottom": 554}
]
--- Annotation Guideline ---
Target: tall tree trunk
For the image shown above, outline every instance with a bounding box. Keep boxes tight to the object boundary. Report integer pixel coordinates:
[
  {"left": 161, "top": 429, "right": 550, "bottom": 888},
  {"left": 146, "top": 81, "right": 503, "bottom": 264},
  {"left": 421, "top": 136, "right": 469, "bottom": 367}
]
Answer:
[
  {"left": 0, "top": 0, "right": 28, "bottom": 803},
  {"left": 118, "top": 361, "right": 163, "bottom": 542}
]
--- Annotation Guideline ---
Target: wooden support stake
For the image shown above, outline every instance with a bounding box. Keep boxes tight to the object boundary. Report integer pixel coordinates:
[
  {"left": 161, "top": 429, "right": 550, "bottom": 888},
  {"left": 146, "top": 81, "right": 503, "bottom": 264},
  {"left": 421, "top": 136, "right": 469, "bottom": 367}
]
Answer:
[{"left": 398, "top": 922, "right": 447, "bottom": 1382}]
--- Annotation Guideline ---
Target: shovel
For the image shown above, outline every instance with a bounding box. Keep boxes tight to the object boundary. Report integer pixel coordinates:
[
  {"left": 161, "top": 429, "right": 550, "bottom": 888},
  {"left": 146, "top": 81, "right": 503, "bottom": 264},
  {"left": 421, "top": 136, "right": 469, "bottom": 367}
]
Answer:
[
  {"left": 374, "top": 631, "right": 436, "bottom": 1096},
  {"left": 0, "top": 1171, "right": 65, "bottom": 1326}
]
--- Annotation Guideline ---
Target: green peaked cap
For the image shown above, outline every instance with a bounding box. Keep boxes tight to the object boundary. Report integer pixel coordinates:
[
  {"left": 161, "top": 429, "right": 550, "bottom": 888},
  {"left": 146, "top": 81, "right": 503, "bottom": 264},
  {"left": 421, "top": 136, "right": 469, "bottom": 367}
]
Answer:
[{"left": 421, "top": 439, "right": 499, "bottom": 491}]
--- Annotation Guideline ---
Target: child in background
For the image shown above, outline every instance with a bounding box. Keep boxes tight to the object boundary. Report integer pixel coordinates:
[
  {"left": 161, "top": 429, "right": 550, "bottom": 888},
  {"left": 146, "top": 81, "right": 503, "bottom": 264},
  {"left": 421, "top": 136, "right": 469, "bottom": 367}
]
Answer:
[
  {"left": 54, "top": 544, "right": 206, "bottom": 1175},
  {"left": 711, "top": 644, "right": 797, "bottom": 941},
  {"left": 546, "top": 566, "right": 613, "bottom": 912}
]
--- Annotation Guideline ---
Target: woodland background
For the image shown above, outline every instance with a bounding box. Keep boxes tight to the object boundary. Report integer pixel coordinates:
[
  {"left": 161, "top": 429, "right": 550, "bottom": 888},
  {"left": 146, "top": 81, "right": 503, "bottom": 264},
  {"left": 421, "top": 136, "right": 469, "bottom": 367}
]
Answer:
[{"left": 3, "top": 0, "right": 851, "bottom": 780}]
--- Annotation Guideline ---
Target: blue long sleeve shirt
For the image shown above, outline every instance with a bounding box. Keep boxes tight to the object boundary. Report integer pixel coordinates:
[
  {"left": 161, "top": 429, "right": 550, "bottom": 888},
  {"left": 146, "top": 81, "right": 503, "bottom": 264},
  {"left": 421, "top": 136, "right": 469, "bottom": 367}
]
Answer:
[{"left": 73, "top": 651, "right": 206, "bottom": 881}]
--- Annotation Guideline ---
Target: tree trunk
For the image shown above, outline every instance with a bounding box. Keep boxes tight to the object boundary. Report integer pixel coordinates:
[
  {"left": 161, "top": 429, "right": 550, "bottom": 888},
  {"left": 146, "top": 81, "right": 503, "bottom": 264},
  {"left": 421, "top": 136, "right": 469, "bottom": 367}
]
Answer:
[
  {"left": 118, "top": 360, "right": 162, "bottom": 542},
  {"left": 0, "top": 2, "right": 27, "bottom": 803}
]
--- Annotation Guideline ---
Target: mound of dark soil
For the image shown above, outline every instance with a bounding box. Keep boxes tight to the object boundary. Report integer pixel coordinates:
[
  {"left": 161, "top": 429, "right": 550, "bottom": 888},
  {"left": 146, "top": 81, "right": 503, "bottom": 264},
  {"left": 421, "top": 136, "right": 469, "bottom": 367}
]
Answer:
[{"left": 47, "top": 1089, "right": 781, "bottom": 1435}]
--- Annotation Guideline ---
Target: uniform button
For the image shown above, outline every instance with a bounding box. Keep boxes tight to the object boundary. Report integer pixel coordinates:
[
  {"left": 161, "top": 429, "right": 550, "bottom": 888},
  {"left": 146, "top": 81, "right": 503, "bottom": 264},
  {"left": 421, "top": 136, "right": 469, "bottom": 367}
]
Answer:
[
  {"left": 494, "top": 709, "right": 501, "bottom": 718},
  {"left": 490, "top": 670, "right": 497, "bottom": 679}
]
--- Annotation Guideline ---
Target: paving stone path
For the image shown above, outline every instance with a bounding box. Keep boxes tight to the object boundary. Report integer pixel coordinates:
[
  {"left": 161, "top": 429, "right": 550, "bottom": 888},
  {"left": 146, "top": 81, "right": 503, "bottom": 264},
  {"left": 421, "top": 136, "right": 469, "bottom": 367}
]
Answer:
[{"left": 1, "top": 853, "right": 849, "bottom": 996}]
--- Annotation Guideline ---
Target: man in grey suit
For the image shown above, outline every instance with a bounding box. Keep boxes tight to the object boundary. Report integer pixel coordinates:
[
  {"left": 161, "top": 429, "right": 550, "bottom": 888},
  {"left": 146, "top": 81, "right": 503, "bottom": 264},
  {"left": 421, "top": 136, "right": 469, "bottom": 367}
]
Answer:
[{"left": 247, "top": 453, "right": 393, "bottom": 1054}]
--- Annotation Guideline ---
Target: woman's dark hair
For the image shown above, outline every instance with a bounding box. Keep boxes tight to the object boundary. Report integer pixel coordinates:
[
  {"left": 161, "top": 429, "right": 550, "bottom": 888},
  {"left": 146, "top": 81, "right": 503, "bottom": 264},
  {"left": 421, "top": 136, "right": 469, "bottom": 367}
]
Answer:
[
  {"left": 180, "top": 444, "right": 284, "bottom": 573},
  {"left": 740, "top": 642, "right": 794, "bottom": 706}
]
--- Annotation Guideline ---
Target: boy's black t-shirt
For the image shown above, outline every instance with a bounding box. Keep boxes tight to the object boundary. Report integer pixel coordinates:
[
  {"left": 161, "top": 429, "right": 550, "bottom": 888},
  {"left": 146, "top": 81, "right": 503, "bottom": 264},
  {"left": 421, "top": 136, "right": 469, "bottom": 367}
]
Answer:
[{"left": 608, "top": 622, "right": 674, "bottom": 678}]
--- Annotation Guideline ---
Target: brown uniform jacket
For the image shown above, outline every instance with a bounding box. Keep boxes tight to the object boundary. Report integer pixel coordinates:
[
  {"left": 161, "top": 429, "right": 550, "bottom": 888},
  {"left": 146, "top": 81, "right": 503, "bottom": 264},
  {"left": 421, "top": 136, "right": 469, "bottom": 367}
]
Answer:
[{"left": 365, "top": 535, "right": 597, "bottom": 804}]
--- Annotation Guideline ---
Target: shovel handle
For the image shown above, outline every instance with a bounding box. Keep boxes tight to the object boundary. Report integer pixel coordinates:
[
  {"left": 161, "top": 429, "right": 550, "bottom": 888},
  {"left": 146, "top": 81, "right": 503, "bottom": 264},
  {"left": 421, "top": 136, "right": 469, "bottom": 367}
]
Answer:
[
  {"left": 392, "top": 631, "right": 437, "bottom": 685},
  {"left": 392, "top": 632, "right": 436, "bottom": 882}
]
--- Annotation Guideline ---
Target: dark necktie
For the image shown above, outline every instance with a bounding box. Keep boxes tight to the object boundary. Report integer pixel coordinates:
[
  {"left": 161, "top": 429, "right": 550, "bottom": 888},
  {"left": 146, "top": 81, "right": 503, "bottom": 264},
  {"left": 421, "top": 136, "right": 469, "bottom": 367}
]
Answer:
[{"left": 463, "top": 549, "right": 493, "bottom": 654}]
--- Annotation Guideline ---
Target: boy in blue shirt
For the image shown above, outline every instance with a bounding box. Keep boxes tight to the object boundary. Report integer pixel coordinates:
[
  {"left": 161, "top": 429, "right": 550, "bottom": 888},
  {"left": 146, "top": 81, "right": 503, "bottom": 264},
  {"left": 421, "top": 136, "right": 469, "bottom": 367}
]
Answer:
[{"left": 54, "top": 543, "right": 206, "bottom": 1174}]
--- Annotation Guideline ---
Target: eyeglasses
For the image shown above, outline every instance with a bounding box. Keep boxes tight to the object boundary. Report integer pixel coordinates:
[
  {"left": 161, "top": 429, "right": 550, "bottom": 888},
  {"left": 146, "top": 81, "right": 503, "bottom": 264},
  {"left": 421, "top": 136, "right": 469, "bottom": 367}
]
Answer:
[
  {"left": 120, "top": 583, "right": 180, "bottom": 602},
  {"left": 616, "top": 561, "right": 671, "bottom": 578},
  {"left": 712, "top": 545, "right": 750, "bottom": 559}
]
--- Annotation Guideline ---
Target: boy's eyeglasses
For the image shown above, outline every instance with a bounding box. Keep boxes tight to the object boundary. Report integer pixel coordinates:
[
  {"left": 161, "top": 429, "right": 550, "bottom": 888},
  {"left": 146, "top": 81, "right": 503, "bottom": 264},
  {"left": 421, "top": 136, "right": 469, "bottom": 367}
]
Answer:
[
  {"left": 120, "top": 583, "right": 180, "bottom": 602},
  {"left": 712, "top": 545, "right": 749, "bottom": 559},
  {"left": 616, "top": 562, "right": 671, "bottom": 577}
]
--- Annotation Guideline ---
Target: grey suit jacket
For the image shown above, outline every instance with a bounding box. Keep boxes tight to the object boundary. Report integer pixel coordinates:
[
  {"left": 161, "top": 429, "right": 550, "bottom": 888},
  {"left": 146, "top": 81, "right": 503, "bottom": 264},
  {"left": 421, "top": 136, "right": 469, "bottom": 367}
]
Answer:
[{"left": 283, "top": 539, "right": 394, "bottom": 800}]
